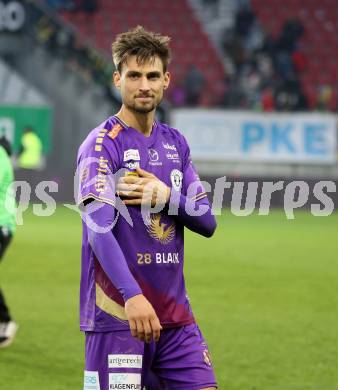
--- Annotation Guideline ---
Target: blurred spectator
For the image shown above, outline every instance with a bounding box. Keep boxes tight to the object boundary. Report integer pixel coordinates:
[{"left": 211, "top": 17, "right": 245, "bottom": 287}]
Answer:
[
  {"left": 222, "top": 31, "right": 246, "bottom": 70},
  {"left": 184, "top": 65, "right": 205, "bottom": 106},
  {"left": 46, "top": 0, "right": 76, "bottom": 10},
  {"left": 223, "top": 76, "right": 246, "bottom": 108},
  {"left": 292, "top": 50, "right": 307, "bottom": 73},
  {"left": 220, "top": 2, "right": 308, "bottom": 112},
  {"left": 261, "top": 88, "right": 275, "bottom": 111},
  {"left": 276, "top": 20, "right": 304, "bottom": 52},
  {"left": 202, "top": 0, "right": 219, "bottom": 19},
  {"left": 171, "top": 83, "right": 186, "bottom": 107},
  {"left": 18, "top": 127, "right": 43, "bottom": 170},
  {"left": 243, "top": 20, "right": 264, "bottom": 53},
  {"left": 82, "top": 0, "right": 98, "bottom": 13},
  {"left": 0, "top": 137, "right": 18, "bottom": 349},
  {"left": 235, "top": 5, "right": 255, "bottom": 37},
  {"left": 275, "top": 51, "right": 294, "bottom": 79},
  {"left": 316, "top": 85, "right": 333, "bottom": 111},
  {"left": 274, "top": 78, "right": 307, "bottom": 111}
]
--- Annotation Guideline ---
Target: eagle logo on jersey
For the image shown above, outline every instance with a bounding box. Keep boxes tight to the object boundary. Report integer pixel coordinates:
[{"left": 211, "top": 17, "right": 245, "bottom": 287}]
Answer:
[{"left": 147, "top": 214, "right": 175, "bottom": 244}]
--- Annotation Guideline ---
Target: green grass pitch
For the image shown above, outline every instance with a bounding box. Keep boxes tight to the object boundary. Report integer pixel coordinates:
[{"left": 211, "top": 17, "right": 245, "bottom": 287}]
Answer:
[{"left": 0, "top": 207, "right": 337, "bottom": 389}]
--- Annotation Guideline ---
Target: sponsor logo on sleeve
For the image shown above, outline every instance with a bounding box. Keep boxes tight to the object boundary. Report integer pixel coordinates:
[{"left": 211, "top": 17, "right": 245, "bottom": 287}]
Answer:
[
  {"left": 170, "top": 169, "right": 183, "bottom": 191},
  {"left": 108, "top": 354, "right": 143, "bottom": 369},
  {"left": 95, "top": 156, "right": 109, "bottom": 194},
  {"left": 84, "top": 370, "right": 100, "bottom": 390},
  {"left": 95, "top": 129, "right": 108, "bottom": 152},
  {"left": 124, "top": 149, "right": 140, "bottom": 161},
  {"left": 109, "top": 373, "right": 141, "bottom": 389}
]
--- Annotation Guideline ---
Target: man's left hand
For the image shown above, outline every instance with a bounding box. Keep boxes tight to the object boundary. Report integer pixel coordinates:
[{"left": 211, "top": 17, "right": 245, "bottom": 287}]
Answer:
[{"left": 117, "top": 167, "right": 170, "bottom": 207}]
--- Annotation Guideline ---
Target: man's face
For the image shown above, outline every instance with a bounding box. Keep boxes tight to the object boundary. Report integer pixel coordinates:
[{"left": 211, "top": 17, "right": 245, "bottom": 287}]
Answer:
[{"left": 114, "top": 55, "right": 170, "bottom": 114}]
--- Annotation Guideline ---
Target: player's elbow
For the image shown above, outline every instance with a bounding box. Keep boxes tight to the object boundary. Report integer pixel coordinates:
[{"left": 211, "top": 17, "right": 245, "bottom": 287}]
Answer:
[{"left": 201, "top": 217, "right": 217, "bottom": 238}]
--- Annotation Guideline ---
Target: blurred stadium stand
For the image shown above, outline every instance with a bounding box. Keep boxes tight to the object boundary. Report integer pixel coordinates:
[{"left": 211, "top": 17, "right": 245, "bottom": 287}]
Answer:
[
  {"left": 251, "top": 0, "right": 338, "bottom": 111},
  {"left": 55, "top": 0, "right": 338, "bottom": 111},
  {"left": 1, "top": 0, "right": 118, "bottom": 197},
  {"left": 0, "top": 59, "right": 48, "bottom": 105},
  {"left": 59, "top": 0, "right": 226, "bottom": 106}
]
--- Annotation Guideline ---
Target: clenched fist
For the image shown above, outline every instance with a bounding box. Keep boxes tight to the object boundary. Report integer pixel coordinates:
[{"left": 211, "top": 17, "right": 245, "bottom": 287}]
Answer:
[{"left": 125, "top": 294, "right": 162, "bottom": 343}]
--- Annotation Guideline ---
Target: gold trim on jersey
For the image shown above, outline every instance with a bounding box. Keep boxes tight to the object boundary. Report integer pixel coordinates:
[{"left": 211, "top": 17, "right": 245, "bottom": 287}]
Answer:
[
  {"left": 190, "top": 192, "right": 207, "bottom": 202},
  {"left": 95, "top": 283, "right": 127, "bottom": 321},
  {"left": 94, "top": 128, "right": 108, "bottom": 152},
  {"left": 77, "top": 193, "right": 116, "bottom": 207}
]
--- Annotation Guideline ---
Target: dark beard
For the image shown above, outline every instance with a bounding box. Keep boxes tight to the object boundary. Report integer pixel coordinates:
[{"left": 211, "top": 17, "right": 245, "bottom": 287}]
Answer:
[
  {"left": 131, "top": 103, "right": 156, "bottom": 114},
  {"left": 127, "top": 94, "right": 163, "bottom": 114}
]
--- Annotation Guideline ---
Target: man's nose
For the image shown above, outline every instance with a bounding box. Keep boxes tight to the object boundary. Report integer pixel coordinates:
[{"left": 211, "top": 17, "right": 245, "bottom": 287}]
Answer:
[{"left": 139, "top": 76, "right": 150, "bottom": 91}]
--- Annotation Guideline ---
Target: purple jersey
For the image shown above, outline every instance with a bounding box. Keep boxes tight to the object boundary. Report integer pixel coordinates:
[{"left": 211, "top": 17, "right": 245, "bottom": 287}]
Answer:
[{"left": 77, "top": 116, "right": 207, "bottom": 332}]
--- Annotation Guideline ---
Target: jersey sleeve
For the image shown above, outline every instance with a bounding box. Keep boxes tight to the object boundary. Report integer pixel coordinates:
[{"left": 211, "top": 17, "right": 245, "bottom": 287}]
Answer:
[
  {"left": 76, "top": 141, "right": 119, "bottom": 207},
  {"left": 168, "top": 133, "right": 216, "bottom": 237},
  {"left": 180, "top": 136, "right": 208, "bottom": 202}
]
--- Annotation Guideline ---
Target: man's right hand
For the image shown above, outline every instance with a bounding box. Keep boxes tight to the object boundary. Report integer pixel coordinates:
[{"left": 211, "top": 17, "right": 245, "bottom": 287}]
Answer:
[{"left": 125, "top": 294, "right": 162, "bottom": 343}]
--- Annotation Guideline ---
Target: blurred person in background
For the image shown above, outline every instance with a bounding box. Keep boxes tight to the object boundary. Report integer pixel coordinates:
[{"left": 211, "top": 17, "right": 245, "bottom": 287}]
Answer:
[
  {"left": 77, "top": 26, "right": 217, "bottom": 390},
  {"left": 184, "top": 64, "right": 205, "bottom": 106},
  {"left": 18, "top": 126, "right": 43, "bottom": 170},
  {"left": 0, "top": 137, "right": 18, "bottom": 348}
]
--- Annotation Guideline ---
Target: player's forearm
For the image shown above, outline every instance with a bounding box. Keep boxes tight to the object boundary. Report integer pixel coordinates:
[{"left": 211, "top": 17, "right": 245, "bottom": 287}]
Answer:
[
  {"left": 169, "top": 192, "right": 217, "bottom": 237},
  {"left": 85, "top": 201, "right": 142, "bottom": 301}
]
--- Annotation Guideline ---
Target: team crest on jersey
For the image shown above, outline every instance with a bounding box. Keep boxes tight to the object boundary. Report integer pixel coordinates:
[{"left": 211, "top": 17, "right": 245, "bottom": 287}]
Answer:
[
  {"left": 170, "top": 169, "right": 183, "bottom": 191},
  {"left": 108, "top": 123, "right": 123, "bottom": 140},
  {"left": 147, "top": 214, "right": 175, "bottom": 245}
]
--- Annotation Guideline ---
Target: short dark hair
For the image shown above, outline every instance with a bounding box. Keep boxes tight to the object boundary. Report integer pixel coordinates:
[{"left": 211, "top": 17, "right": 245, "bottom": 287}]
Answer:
[{"left": 112, "top": 25, "right": 171, "bottom": 73}]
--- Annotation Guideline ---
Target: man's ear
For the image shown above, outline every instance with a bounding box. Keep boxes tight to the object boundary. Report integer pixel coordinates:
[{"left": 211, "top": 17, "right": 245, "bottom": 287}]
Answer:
[
  {"left": 113, "top": 71, "right": 121, "bottom": 89},
  {"left": 163, "top": 71, "right": 170, "bottom": 90}
]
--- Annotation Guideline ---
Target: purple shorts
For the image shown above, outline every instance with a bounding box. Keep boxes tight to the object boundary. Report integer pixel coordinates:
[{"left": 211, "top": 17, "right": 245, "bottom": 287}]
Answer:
[{"left": 84, "top": 323, "right": 217, "bottom": 390}]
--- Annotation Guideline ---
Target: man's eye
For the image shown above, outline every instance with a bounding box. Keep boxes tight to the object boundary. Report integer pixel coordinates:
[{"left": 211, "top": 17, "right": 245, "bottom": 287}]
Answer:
[{"left": 129, "top": 74, "right": 139, "bottom": 79}]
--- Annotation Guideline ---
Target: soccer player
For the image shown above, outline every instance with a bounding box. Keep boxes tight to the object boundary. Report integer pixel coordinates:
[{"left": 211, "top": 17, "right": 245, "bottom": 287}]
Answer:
[
  {"left": 0, "top": 137, "right": 18, "bottom": 348},
  {"left": 77, "top": 26, "right": 217, "bottom": 390}
]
